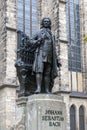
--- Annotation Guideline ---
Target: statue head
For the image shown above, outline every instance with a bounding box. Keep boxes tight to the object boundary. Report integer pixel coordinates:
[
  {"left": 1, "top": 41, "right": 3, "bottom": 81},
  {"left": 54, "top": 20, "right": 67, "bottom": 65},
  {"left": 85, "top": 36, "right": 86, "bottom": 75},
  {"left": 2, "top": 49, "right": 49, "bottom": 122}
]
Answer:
[{"left": 40, "top": 17, "right": 51, "bottom": 29}]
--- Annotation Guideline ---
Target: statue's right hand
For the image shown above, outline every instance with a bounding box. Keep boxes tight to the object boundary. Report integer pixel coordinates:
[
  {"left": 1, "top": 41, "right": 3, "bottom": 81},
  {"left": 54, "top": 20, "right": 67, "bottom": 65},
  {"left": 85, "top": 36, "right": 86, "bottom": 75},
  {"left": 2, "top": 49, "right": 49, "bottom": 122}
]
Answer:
[{"left": 38, "top": 37, "right": 43, "bottom": 43}]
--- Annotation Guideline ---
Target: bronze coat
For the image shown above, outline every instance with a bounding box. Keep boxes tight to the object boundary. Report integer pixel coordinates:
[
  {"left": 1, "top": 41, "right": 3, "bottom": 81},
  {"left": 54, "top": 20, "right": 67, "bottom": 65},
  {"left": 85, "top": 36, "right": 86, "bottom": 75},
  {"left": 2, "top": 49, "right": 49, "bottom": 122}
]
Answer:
[{"left": 32, "top": 28, "right": 58, "bottom": 79}]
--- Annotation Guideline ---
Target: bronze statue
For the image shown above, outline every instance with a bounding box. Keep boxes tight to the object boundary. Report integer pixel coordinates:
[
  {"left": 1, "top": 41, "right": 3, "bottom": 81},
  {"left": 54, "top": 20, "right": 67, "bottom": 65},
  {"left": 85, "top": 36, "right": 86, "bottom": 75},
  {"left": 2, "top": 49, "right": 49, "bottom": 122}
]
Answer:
[
  {"left": 31, "top": 17, "right": 61, "bottom": 93},
  {"left": 15, "top": 18, "right": 61, "bottom": 96}
]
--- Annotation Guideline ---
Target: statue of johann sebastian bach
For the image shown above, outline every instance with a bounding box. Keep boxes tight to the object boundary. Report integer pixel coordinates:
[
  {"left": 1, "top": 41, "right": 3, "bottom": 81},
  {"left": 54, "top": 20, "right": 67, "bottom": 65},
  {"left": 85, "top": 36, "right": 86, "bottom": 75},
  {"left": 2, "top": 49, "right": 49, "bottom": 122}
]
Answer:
[{"left": 31, "top": 17, "right": 61, "bottom": 94}]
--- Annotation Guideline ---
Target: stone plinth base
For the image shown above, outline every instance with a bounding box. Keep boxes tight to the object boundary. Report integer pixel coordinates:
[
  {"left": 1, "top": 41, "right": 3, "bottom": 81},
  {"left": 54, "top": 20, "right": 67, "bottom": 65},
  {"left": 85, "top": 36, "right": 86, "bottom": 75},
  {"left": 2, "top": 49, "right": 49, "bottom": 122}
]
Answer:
[{"left": 14, "top": 94, "right": 66, "bottom": 130}]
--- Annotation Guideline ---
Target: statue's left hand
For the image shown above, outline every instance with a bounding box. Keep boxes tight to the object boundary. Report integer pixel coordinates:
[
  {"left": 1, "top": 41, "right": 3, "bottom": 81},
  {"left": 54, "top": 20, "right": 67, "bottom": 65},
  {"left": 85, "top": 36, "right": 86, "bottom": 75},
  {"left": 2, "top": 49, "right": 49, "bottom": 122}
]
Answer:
[{"left": 56, "top": 59, "right": 62, "bottom": 68}]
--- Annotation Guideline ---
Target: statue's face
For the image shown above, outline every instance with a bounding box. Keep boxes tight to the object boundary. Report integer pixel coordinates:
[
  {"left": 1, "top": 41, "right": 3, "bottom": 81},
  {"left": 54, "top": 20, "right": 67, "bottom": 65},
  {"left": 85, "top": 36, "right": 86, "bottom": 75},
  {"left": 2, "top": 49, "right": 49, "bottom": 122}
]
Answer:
[{"left": 43, "top": 18, "right": 51, "bottom": 28}]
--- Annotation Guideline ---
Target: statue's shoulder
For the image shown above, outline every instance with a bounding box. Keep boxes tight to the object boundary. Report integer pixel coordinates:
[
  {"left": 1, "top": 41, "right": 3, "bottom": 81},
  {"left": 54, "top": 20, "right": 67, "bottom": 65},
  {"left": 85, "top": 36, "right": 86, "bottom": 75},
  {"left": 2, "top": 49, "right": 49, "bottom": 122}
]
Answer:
[
  {"left": 32, "top": 30, "right": 40, "bottom": 39},
  {"left": 35, "top": 28, "right": 46, "bottom": 36},
  {"left": 39, "top": 28, "right": 45, "bottom": 33},
  {"left": 33, "top": 29, "right": 43, "bottom": 36}
]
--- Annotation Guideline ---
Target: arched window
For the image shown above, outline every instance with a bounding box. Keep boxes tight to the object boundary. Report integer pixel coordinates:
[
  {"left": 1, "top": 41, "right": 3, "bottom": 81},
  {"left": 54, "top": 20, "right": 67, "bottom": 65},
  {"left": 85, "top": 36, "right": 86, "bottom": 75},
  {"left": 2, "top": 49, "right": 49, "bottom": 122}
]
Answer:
[
  {"left": 70, "top": 105, "right": 76, "bottom": 130},
  {"left": 79, "top": 106, "right": 85, "bottom": 130}
]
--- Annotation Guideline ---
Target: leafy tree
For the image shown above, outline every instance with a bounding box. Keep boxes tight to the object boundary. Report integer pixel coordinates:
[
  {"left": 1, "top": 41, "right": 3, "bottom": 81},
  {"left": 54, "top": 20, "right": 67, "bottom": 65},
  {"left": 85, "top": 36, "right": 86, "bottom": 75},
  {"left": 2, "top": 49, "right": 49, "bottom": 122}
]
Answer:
[{"left": 83, "top": 36, "right": 87, "bottom": 42}]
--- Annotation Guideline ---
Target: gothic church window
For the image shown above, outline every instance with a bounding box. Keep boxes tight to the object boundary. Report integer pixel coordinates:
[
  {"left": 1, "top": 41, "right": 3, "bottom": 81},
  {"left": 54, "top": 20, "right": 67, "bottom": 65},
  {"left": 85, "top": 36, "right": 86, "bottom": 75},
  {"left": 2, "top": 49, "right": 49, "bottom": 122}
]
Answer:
[
  {"left": 79, "top": 106, "right": 85, "bottom": 130},
  {"left": 66, "top": 0, "right": 81, "bottom": 72},
  {"left": 70, "top": 105, "right": 76, "bottom": 130}
]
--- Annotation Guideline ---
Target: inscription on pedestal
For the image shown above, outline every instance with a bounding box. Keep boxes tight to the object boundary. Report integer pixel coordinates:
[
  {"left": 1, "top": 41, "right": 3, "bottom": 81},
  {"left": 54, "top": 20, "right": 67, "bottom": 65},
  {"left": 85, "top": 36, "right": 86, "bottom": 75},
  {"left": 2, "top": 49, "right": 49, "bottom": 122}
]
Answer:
[
  {"left": 42, "top": 109, "right": 64, "bottom": 127},
  {"left": 38, "top": 102, "right": 66, "bottom": 130}
]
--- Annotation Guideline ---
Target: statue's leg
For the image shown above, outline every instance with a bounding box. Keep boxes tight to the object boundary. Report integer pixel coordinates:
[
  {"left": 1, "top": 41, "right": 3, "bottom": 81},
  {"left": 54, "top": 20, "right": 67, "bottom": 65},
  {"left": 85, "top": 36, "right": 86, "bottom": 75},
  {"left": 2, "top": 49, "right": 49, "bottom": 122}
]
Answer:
[
  {"left": 35, "top": 73, "right": 42, "bottom": 93},
  {"left": 44, "top": 63, "right": 51, "bottom": 93}
]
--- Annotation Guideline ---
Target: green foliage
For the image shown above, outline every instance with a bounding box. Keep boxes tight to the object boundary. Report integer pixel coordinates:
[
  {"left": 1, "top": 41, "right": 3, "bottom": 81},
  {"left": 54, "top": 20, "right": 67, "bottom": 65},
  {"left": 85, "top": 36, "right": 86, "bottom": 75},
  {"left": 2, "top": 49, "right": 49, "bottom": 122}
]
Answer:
[{"left": 83, "top": 36, "right": 87, "bottom": 42}]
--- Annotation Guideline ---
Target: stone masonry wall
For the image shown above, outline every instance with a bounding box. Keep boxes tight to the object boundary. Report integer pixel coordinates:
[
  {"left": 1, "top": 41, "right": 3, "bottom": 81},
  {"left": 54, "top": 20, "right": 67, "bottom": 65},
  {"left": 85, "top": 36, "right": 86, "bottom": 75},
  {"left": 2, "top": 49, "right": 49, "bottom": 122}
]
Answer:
[
  {"left": 0, "top": 0, "right": 17, "bottom": 86},
  {"left": 0, "top": 0, "right": 7, "bottom": 86},
  {"left": 5, "top": 0, "right": 17, "bottom": 85},
  {"left": 58, "top": 1, "right": 69, "bottom": 91},
  {"left": 80, "top": 0, "right": 87, "bottom": 93},
  {"left": 5, "top": 29, "right": 17, "bottom": 85},
  {"left": 51, "top": 0, "right": 69, "bottom": 91},
  {"left": 0, "top": 87, "right": 16, "bottom": 130},
  {"left": 0, "top": 0, "right": 17, "bottom": 129}
]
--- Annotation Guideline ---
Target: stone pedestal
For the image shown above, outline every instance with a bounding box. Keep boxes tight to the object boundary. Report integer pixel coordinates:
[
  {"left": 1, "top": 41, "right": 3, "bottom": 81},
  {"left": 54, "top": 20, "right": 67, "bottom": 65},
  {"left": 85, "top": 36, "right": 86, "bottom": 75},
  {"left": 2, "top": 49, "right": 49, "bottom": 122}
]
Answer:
[
  {"left": 14, "top": 97, "right": 28, "bottom": 130},
  {"left": 14, "top": 94, "right": 66, "bottom": 130}
]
